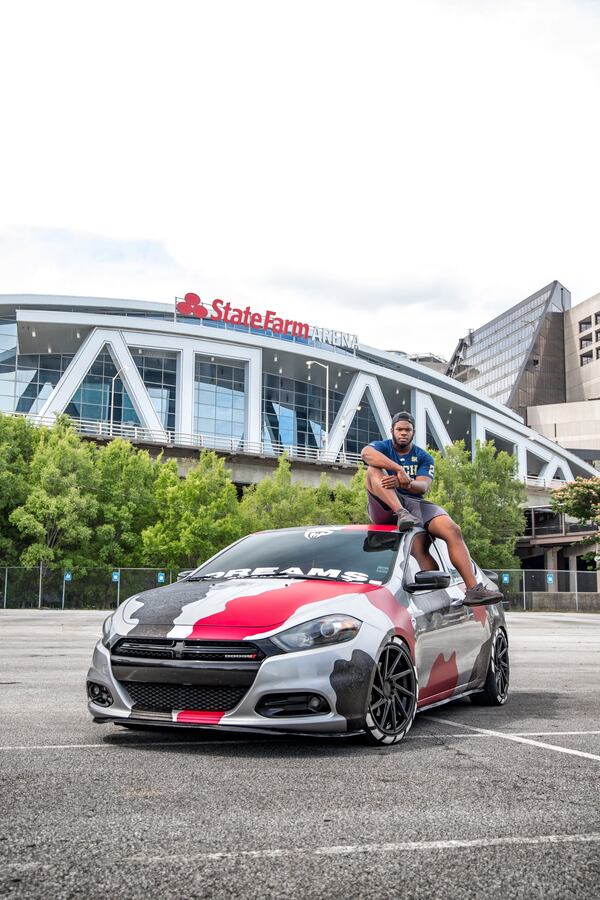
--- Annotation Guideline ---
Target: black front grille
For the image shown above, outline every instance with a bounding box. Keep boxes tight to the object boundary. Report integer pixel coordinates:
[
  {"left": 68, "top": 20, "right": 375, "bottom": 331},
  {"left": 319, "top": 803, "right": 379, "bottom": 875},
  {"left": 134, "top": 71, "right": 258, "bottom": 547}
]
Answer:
[
  {"left": 112, "top": 639, "right": 264, "bottom": 662},
  {"left": 125, "top": 682, "right": 248, "bottom": 712}
]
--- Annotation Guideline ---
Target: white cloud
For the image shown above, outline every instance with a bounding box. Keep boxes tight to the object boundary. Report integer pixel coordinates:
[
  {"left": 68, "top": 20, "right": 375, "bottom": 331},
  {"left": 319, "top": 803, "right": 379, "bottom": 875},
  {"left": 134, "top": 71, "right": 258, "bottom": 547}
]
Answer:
[{"left": 0, "top": 0, "right": 599, "bottom": 357}]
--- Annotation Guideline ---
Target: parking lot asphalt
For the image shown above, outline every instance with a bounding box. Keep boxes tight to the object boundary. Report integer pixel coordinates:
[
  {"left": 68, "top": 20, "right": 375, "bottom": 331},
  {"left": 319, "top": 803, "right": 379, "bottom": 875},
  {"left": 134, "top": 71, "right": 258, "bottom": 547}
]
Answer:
[{"left": 0, "top": 610, "right": 599, "bottom": 900}]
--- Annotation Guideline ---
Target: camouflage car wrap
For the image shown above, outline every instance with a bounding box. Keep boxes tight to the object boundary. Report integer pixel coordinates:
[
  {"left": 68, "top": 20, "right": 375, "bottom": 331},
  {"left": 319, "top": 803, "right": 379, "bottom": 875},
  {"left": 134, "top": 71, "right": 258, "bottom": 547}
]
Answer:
[{"left": 87, "top": 525, "right": 506, "bottom": 735}]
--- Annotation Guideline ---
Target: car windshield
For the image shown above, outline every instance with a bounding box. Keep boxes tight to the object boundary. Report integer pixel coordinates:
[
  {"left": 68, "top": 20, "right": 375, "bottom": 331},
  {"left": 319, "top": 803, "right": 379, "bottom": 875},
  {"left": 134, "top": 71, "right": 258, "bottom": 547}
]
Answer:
[{"left": 189, "top": 528, "right": 403, "bottom": 586}]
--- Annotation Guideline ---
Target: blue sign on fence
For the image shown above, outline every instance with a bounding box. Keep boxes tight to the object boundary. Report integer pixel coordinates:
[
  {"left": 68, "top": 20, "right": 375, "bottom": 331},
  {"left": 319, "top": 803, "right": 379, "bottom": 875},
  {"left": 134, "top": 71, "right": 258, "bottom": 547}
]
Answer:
[
  {"left": 157, "top": 572, "right": 166, "bottom": 584},
  {"left": 64, "top": 571, "right": 72, "bottom": 582},
  {"left": 547, "top": 572, "right": 554, "bottom": 584},
  {"left": 501, "top": 572, "right": 510, "bottom": 585},
  {"left": 112, "top": 571, "right": 120, "bottom": 583}
]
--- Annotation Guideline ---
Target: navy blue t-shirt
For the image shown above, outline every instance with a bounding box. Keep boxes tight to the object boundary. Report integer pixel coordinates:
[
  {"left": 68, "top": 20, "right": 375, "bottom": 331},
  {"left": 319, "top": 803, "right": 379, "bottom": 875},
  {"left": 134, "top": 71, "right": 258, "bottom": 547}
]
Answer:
[{"left": 368, "top": 440, "right": 435, "bottom": 497}]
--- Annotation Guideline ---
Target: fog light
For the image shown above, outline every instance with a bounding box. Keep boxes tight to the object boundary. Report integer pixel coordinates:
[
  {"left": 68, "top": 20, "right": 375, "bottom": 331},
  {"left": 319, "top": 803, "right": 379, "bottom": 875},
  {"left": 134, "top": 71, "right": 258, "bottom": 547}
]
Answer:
[
  {"left": 256, "top": 693, "right": 331, "bottom": 718},
  {"left": 87, "top": 681, "right": 113, "bottom": 708}
]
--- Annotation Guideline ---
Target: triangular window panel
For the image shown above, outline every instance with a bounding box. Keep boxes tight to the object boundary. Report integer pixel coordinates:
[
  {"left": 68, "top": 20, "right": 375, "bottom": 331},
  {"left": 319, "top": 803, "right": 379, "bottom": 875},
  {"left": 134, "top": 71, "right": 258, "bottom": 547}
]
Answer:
[
  {"left": 132, "top": 347, "right": 178, "bottom": 431},
  {"left": 553, "top": 467, "right": 567, "bottom": 482},
  {"left": 484, "top": 431, "right": 515, "bottom": 456},
  {"left": 65, "top": 344, "right": 141, "bottom": 426},
  {"left": 14, "top": 350, "right": 73, "bottom": 415},
  {"left": 343, "top": 391, "right": 386, "bottom": 456},
  {"left": 425, "top": 413, "right": 445, "bottom": 453},
  {"left": 526, "top": 450, "right": 548, "bottom": 478}
]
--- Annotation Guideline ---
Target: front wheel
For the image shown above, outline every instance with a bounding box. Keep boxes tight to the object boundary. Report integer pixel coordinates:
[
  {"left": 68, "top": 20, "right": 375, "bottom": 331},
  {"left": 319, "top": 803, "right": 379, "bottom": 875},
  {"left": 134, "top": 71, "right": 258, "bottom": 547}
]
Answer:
[
  {"left": 363, "top": 638, "right": 418, "bottom": 745},
  {"left": 470, "top": 628, "right": 509, "bottom": 706}
]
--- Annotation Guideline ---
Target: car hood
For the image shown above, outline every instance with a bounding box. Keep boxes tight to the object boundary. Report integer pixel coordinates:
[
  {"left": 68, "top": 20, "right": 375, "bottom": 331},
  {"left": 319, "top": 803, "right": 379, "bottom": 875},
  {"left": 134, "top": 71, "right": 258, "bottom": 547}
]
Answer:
[{"left": 120, "top": 576, "right": 382, "bottom": 635}]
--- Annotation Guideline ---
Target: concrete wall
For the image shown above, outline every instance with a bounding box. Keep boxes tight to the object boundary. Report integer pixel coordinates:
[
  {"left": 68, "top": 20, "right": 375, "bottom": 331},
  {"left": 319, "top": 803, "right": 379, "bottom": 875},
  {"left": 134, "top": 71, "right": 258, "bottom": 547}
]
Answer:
[
  {"left": 527, "top": 398, "right": 600, "bottom": 452},
  {"left": 530, "top": 592, "right": 600, "bottom": 612},
  {"left": 565, "top": 292, "right": 600, "bottom": 402}
]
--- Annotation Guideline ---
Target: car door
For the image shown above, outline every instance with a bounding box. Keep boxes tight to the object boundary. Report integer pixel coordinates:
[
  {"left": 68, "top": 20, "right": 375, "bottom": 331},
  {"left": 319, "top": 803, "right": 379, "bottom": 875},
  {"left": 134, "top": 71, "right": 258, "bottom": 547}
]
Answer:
[
  {"left": 403, "top": 533, "right": 479, "bottom": 705},
  {"left": 429, "top": 536, "right": 493, "bottom": 691}
]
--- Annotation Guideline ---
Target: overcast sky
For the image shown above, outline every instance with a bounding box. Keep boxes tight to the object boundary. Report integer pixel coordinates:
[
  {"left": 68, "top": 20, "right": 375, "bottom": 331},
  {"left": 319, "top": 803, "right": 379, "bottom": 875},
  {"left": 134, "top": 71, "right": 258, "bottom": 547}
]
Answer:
[{"left": 1, "top": 0, "right": 599, "bottom": 357}]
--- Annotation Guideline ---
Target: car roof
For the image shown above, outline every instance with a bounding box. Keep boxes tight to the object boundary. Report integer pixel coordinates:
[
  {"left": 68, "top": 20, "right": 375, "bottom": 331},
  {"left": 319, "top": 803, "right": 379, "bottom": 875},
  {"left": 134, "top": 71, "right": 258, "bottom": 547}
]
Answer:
[{"left": 254, "top": 524, "right": 402, "bottom": 536}]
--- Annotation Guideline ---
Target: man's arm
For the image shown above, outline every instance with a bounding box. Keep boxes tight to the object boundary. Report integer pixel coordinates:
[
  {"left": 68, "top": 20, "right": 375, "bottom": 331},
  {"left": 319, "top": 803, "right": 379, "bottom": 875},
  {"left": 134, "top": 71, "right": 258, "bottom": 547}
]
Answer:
[
  {"left": 361, "top": 445, "right": 411, "bottom": 487},
  {"left": 404, "top": 475, "right": 432, "bottom": 497}
]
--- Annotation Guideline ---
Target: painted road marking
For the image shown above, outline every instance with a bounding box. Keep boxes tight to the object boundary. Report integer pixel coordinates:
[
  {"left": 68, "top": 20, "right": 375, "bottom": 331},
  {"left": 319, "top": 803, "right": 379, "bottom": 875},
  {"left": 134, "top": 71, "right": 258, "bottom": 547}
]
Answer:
[
  {"left": 3, "top": 832, "right": 600, "bottom": 871},
  {"left": 0, "top": 731, "right": 599, "bottom": 751},
  {"left": 424, "top": 716, "right": 600, "bottom": 762}
]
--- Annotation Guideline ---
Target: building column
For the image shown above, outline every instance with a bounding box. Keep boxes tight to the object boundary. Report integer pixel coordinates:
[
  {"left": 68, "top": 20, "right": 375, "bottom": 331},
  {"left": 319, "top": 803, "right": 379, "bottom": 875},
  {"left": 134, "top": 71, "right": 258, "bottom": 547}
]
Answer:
[
  {"left": 544, "top": 547, "right": 558, "bottom": 592},
  {"left": 516, "top": 443, "right": 528, "bottom": 481},
  {"left": 411, "top": 389, "right": 426, "bottom": 448},
  {"left": 469, "top": 413, "right": 478, "bottom": 459},
  {"left": 177, "top": 345, "right": 195, "bottom": 435},
  {"left": 246, "top": 351, "right": 262, "bottom": 445},
  {"left": 568, "top": 555, "right": 578, "bottom": 593}
]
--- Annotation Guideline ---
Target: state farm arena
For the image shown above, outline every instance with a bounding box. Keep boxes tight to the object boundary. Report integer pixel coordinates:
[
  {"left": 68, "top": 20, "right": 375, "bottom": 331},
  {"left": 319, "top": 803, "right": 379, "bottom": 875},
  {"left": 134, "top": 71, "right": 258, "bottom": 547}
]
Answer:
[{"left": 0, "top": 293, "right": 595, "bottom": 490}]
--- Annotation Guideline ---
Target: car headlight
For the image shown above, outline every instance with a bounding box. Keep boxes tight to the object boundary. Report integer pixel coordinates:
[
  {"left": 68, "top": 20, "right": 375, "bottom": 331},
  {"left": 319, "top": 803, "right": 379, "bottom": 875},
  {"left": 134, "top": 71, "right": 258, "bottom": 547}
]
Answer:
[
  {"left": 271, "top": 615, "right": 362, "bottom": 652},
  {"left": 101, "top": 614, "right": 114, "bottom": 647}
]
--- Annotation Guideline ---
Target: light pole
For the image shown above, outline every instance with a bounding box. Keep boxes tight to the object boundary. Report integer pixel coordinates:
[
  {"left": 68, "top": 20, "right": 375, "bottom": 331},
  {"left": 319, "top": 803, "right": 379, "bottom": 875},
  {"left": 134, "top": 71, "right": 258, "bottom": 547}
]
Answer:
[
  {"left": 109, "top": 365, "right": 130, "bottom": 436},
  {"left": 306, "top": 360, "right": 329, "bottom": 452}
]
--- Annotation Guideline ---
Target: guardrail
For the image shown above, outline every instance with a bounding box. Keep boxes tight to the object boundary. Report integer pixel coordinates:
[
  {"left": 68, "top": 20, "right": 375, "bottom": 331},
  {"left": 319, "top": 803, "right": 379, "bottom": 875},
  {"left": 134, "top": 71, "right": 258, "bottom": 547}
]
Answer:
[
  {"left": 521, "top": 475, "right": 571, "bottom": 490},
  {"left": 3, "top": 414, "right": 582, "bottom": 482},
  {"left": 9, "top": 413, "right": 363, "bottom": 467}
]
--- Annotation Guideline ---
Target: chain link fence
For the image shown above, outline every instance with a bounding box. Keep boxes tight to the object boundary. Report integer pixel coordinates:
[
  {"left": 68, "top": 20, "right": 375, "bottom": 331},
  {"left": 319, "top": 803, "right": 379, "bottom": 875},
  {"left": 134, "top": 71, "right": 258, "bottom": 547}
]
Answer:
[
  {"left": 0, "top": 567, "right": 175, "bottom": 610},
  {"left": 1, "top": 565, "right": 599, "bottom": 613},
  {"left": 488, "top": 568, "right": 600, "bottom": 613}
]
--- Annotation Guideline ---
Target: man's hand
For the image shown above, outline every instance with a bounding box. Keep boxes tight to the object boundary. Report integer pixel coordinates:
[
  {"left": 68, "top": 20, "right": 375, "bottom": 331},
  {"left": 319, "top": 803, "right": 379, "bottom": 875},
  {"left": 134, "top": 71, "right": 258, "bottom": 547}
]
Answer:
[{"left": 380, "top": 472, "right": 411, "bottom": 490}]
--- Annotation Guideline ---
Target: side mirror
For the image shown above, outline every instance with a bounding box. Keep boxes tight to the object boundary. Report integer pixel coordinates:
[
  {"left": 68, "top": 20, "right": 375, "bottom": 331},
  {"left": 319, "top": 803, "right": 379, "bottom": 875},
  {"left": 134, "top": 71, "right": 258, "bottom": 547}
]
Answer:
[
  {"left": 405, "top": 571, "right": 452, "bottom": 592},
  {"left": 482, "top": 569, "right": 499, "bottom": 583},
  {"left": 177, "top": 570, "right": 193, "bottom": 582}
]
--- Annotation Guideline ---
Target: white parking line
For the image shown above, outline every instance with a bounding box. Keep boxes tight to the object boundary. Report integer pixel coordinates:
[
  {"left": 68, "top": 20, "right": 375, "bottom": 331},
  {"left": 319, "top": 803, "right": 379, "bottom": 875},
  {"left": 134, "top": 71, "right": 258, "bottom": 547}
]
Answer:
[
  {"left": 423, "top": 716, "right": 600, "bottom": 762},
  {"left": 512, "top": 731, "right": 600, "bottom": 737},
  {"left": 3, "top": 832, "right": 599, "bottom": 872},
  {"left": 133, "top": 832, "right": 600, "bottom": 862}
]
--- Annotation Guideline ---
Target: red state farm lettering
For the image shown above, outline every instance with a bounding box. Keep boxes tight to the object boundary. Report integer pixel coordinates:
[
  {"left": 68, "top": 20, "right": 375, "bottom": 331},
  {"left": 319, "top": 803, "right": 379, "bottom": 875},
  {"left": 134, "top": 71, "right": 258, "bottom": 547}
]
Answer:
[{"left": 178, "top": 294, "right": 309, "bottom": 339}]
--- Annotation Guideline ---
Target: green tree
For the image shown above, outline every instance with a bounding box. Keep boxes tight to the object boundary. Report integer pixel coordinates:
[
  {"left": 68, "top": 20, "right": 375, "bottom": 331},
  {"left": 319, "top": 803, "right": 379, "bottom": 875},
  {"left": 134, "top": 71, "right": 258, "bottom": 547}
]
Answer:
[
  {"left": 331, "top": 467, "right": 368, "bottom": 523},
  {"left": 427, "top": 440, "right": 526, "bottom": 569},
  {"left": 238, "top": 455, "right": 321, "bottom": 532},
  {"left": 91, "top": 439, "right": 159, "bottom": 568},
  {"left": 141, "top": 451, "right": 242, "bottom": 570},
  {"left": 0, "top": 414, "right": 40, "bottom": 563},
  {"left": 551, "top": 478, "right": 600, "bottom": 527},
  {"left": 9, "top": 417, "right": 99, "bottom": 571}
]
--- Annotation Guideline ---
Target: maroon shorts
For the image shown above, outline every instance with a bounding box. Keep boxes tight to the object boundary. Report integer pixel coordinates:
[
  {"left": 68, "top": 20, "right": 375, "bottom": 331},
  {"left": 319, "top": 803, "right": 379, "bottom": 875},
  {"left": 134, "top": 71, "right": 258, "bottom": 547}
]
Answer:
[{"left": 367, "top": 490, "right": 448, "bottom": 529}]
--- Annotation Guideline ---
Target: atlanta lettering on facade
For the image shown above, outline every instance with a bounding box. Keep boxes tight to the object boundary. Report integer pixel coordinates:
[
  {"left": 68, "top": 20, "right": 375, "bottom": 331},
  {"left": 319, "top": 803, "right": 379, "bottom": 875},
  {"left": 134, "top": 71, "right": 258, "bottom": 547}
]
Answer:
[{"left": 176, "top": 293, "right": 358, "bottom": 350}]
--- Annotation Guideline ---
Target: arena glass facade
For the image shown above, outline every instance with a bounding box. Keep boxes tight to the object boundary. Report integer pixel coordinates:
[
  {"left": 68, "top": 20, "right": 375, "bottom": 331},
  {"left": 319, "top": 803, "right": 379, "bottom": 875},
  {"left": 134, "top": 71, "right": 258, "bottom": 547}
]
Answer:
[
  {"left": 0, "top": 294, "right": 596, "bottom": 485},
  {"left": 446, "top": 280, "right": 570, "bottom": 420}
]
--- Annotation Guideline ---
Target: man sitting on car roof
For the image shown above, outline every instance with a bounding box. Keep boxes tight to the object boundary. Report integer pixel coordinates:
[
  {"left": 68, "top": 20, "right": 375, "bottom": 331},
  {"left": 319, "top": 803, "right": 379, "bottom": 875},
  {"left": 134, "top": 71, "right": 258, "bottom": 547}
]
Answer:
[{"left": 361, "top": 411, "right": 503, "bottom": 606}]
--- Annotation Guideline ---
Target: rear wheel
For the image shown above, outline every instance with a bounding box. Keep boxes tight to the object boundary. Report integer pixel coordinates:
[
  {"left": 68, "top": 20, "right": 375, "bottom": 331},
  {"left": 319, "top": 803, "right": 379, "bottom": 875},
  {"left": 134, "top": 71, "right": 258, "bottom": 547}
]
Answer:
[
  {"left": 363, "top": 638, "right": 418, "bottom": 745},
  {"left": 470, "top": 628, "right": 509, "bottom": 706}
]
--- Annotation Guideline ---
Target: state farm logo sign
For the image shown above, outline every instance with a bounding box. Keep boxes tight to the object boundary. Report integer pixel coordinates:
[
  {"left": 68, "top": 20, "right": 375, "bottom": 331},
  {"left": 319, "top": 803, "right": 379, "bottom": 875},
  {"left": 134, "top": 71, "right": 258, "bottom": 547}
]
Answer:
[
  {"left": 177, "top": 293, "right": 309, "bottom": 338},
  {"left": 176, "top": 293, "right": 358, "bottom": 350}
]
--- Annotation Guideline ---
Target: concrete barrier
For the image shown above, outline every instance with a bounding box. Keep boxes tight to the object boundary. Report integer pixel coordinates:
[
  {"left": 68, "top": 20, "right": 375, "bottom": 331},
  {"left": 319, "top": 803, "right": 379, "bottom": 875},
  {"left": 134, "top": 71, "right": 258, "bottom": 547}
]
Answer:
[{"left": 529, "top": 592, "right": 600, "bottom": 612}]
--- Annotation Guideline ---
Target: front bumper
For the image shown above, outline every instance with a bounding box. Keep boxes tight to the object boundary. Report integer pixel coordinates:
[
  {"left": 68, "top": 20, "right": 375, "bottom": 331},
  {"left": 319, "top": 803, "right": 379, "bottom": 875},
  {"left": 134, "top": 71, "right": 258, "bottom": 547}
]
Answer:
[{"left": 86, "top": 629, "right": 382, "bottom": 734}]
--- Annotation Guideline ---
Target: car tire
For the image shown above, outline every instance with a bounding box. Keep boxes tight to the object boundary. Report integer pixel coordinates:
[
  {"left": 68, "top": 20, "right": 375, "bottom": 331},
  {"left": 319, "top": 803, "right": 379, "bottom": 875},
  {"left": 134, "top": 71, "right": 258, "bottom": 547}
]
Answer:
[
  {"left": 470, "top": 628, "right": 509, "bottom": 706},
  {"left": 363, "top": 637, "right": 418, "bottom": 745}
]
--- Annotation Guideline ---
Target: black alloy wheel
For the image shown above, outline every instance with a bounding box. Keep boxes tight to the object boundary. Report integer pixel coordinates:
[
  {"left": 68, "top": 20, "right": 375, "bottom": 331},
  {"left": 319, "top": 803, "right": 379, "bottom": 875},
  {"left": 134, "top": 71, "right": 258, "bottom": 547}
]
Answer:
[
  {"left": 363, "top": 637, "right": 418, "bottom": 745},
  {"left": 471, "top": 628, "right": 509, "bottom": 706}
]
